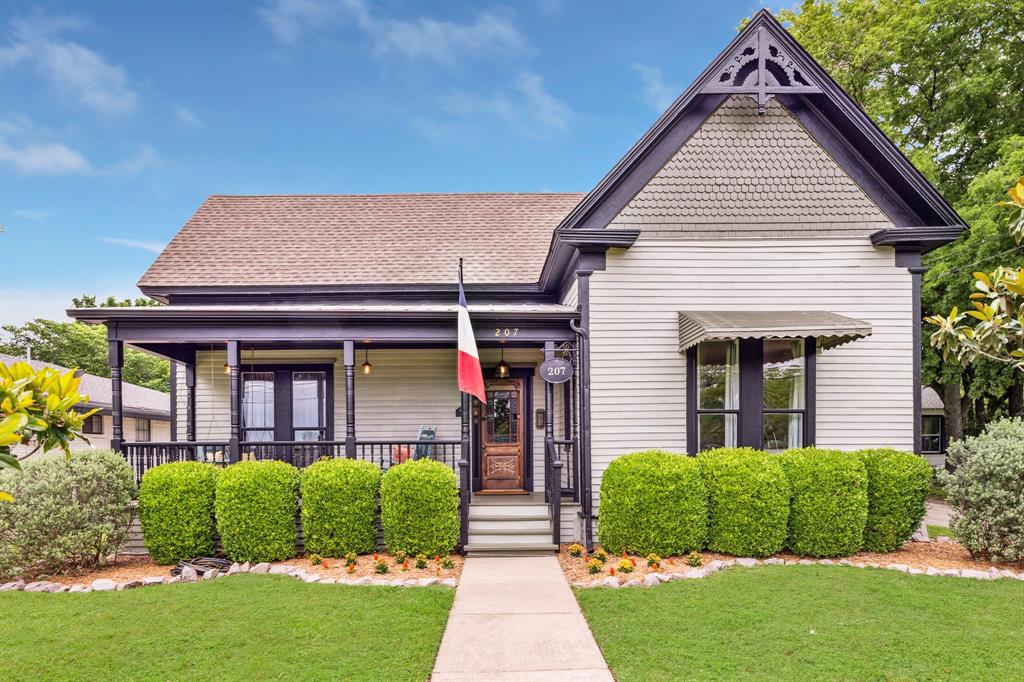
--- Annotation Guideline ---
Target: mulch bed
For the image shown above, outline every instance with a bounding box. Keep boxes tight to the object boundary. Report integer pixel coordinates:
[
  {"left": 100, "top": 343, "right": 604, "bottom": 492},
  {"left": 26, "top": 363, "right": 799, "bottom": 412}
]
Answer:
[
  {"left": 557, "top": 541, "right": 1024, "bottom": 583},
  {"left": 38, "top": 552, "right": 463, "bottom": 586}
]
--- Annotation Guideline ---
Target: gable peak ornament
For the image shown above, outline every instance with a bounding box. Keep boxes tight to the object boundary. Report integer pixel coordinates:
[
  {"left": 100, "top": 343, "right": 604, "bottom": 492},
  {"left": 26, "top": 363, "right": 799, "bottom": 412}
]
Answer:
[{"left": 701, "top": 23, "right": 821, "bottom": 114}]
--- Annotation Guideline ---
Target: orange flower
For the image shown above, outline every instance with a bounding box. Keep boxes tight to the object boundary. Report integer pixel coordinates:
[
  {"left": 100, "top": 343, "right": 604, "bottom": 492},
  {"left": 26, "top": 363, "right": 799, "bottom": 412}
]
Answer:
[
  {"left": 609, "top": 566, "right": 616, "bottom": 576},
  {"left": 630, "top": 557, "right": 637, "bottom": 566},
  {"left": 346, "top": 564, "right": 355, "bottom": 574}
]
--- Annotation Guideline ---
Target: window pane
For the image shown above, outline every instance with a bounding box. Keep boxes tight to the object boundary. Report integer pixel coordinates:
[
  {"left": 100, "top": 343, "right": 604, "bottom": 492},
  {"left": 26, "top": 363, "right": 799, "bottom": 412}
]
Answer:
[
  {"left": 921, "top": 415, "right": 942, "bottom": 436},
  {"left": 698, "top": 341, "right": 739, "bottom": 410},
  {"left": 136, "top": 418, "right": 151, "bottom": 442},
  {"left": 698, "top": 413, "right": 737, "bottom": 451},
  {"left": 243, "top": 372, "right": 275, "bottom": 430},
  {"left": 294, "top": 429, "right": 323, "bottom": 443},
  {"left": 921, "top": 435, "right": 941, "bottom": 453},
  {"left": 763, "top": 412, "right": 803, "bottom": 452},
  {"left": 486, "top": 389, "right": 519, "bottom": 444},
  {"left": 293, "top": 372, "right": 326, "bottom": 430},
  {"left": 763, "top": 339, "right": 805, "bottom": 410}
]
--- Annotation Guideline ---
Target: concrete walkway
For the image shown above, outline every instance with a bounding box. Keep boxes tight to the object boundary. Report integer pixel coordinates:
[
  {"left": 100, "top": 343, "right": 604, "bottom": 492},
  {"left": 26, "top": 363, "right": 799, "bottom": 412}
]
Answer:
[
  {"left": 925, "top": 498, "right": 952, "bottom": 526},
  {"left": 432, "top": 557, "right": 613, "bottom": 681}
]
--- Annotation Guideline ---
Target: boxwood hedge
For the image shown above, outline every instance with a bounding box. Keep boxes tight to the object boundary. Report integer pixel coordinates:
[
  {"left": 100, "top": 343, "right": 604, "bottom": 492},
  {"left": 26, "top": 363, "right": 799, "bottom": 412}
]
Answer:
[
  {"left": 598, "top": 450, "right": 707, "bottom": 556},
  {"left": 778, "top": 447, "right": 868, "bottom": 557},
  {"left": 856, "top": 448, "right": 931, "bottom": 552},
  {"left": 380, "top": 459, "right": 459, "bottom": 556},
  {"left": 215, "top": 461, "right": 300, "bottom": 563},
  {"left": 139, "top": 462, "right": 219, "bottom": 565},
  {"left": 301, "top": 458, "right": 381, "bottom": 556},
  {"left": 698, "top": 447, "right": 790, "bottom": 557}
]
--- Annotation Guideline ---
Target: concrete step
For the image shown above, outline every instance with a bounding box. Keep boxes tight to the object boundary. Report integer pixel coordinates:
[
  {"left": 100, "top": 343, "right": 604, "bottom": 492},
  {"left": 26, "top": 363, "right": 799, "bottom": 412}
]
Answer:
[
  {"left": 468, "top": 504, "right": 549, "bottom": 519},
  {"left": 468, "top": 518, "right": 552, "bottom": 533},
  {"left": 468, "top": 512, "right": 551, "bottom": 523},
  {"left": 464, "top": 541, "right": 559, "bottom": 557},
  {"left": 468, "top": 532, "right": 554, "bottom": 544}
]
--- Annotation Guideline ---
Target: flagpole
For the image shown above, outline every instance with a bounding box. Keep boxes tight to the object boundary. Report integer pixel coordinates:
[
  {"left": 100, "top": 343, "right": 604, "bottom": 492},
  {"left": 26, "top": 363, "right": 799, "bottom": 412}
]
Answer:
[{"left": 457, "top": 257, "right": 471, "bottom": 551}]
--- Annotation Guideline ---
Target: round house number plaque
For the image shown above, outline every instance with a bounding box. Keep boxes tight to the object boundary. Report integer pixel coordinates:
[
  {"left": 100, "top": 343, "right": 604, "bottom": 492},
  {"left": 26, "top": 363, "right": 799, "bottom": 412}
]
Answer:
[{"left": 539, "top": 358, "right": 573, "bottom": 384}]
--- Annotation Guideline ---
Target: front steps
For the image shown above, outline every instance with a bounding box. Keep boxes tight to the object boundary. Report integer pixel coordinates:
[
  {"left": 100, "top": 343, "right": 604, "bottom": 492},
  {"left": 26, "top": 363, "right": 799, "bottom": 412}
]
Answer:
[{"left": 464, "top": 496, "right": 559, "bottom": 557}]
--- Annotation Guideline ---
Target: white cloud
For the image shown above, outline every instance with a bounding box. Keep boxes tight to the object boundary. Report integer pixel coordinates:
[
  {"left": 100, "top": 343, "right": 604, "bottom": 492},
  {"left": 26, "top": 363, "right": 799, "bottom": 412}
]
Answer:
[
  {"left": 259, "top": 0, "right": 527, "bottom": 64},
  {"left": 633, "top": 63, "right": 679, "bottom": 112},
  {"left": 0, "top": 139, "right": 90, "bottom": 175},
  {"left": 174, "top": 105, "right": 202, "bottom": 128},
  {"left": 439, "top": 72, "right": 570, "bottom": 135},
  {"left": 103, "top": 145, "right": 160, "bottom": 175},
  {"left": 13, "top": 209, "right": 53, "bottom": 221},
  {"left": 97, "top": 237, "right": 166, "bottom": 254},
  {"left": 0, "top": 14, "right": 138, "bottom": 116}
]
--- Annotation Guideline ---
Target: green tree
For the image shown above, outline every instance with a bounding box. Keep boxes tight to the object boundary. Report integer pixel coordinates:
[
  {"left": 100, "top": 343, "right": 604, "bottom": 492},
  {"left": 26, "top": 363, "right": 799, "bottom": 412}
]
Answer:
[
  {"left": 71, "top": 294, "right": 162, "bottom": 308},
  {"left": 0, "top": 319, "right": 169, "bottom": 393},
  {"left": 777, "top": 0, "right": 1024, "bottom": 438}
]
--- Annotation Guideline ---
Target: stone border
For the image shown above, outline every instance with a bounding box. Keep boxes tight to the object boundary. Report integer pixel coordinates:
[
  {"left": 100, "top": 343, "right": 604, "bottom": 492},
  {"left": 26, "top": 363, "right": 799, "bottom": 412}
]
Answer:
[
  {"left": 571, "top": 557, "right": 1024, "bottom": 588},
  {"left": 0, "top": 562, "right": 458, "bottom": 594}
]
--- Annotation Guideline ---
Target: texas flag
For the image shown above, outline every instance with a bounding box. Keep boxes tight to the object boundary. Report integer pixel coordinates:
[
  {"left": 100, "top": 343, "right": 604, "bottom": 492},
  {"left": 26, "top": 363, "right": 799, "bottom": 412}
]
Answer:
[{"left": 457, "top": 262, "right": 486, "bottom": 404}]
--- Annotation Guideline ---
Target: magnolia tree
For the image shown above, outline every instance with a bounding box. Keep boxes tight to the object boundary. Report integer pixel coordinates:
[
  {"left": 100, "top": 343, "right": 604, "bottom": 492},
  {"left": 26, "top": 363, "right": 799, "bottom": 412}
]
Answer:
[
  {"left": 0, "top": 360, "right": 99, "bottom": 502},
  {"left": 927, "top": 178, "right": 1024, "bottom": 374}
]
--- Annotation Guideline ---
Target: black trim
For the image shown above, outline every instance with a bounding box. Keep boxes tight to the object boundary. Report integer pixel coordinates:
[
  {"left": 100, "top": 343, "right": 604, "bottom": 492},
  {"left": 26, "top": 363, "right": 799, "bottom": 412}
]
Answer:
[
  {"left": 687, "top": 337, "right": 815, "bottom": 454},
  {"left": 871, "top": 226, "right": 965, "bottom": 254},
  {"left": 169, "top": 360, "right": 177, "bottom": 441},
  {"left": 240, "top": 362, "right": 335, "bottom": 443}
]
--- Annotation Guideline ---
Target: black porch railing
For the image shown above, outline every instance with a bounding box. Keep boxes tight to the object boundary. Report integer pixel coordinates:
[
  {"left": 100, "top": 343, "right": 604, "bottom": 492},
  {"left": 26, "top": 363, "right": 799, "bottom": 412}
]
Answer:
[
  {"left": 553, "top": 438, "right": 578, "bottom": 500},
  {"left": 354, "top": 439, "right": 462, "bottom": 474},
  {"left": 124, "top": 441, "right": 230, "bottom": 484},
  {"left": 122, "top": 438, "right": 463, "bottom": 485}
]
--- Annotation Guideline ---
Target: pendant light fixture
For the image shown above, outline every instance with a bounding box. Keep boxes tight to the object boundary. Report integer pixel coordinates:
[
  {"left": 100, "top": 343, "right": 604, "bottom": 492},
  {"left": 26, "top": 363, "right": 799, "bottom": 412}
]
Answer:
[
  {"left": 495, "top": 346, "right": 510, "bottom": 379},
  {"left": 361, "top": 348, "right": 373, "bottom": 375}
]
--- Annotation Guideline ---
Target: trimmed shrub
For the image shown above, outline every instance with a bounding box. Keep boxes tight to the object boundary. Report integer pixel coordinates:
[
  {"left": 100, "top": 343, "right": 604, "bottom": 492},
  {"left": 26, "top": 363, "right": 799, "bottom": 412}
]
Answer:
[
  {"left": 0, "top": 449, "right": 135, "bottom": 577},
  {"left": 380, "top": 459, "right": 459, "bottom": 556},
  {"left": 138, "top": 462, "right": 220, "bottom": 565},
  {"left": 777, "top": 447, "right": 868, "bottom": 557},
  {"left": 598, "top": 450, "right": 707, "bottom": 556},
  {"left": 301, "top": 458, "right": 381, "bottom": 557},
  {"left": 856, "top": 448, "right": 932, "bottom": 552},
  {"left": 215, "top": 461, "right": 299, "bottom": 563},
  {"left": 940, "top": 418, "right": 1024, "bottom": 562},
  {"left": 698, "top": 447, "right": 790, "bottom": 557}
]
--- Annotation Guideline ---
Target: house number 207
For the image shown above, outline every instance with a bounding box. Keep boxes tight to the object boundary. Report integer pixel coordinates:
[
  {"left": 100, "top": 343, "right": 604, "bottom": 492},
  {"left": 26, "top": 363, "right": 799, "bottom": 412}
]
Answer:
[{"left": 494, "top": 328, "right": 519, "bottom": 337}]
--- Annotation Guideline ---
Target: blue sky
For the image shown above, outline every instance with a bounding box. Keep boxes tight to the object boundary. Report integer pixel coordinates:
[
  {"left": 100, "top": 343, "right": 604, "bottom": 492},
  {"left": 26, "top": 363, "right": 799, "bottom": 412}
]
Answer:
[{"left": 1, "top": 0, "right": 766, "bottom": 325}]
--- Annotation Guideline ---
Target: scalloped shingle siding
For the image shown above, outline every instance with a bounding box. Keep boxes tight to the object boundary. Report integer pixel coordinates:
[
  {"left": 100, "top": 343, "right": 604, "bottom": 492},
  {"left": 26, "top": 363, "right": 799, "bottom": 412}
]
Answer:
[{"left": 611, "top": 96, "right": 890, "bottom": 233}]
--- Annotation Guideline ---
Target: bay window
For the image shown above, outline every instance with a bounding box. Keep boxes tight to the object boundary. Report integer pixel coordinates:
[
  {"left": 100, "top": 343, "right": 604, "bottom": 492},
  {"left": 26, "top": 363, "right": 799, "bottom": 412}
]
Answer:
[{"left": 688, "top": 337, "right": 815, "bottom": 454}]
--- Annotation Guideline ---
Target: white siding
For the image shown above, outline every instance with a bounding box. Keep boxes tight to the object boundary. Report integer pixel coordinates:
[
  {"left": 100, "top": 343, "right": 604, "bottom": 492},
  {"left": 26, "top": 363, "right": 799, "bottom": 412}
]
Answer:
[{"left": 587, "top": 237, "right": 914, "bottom": 506}]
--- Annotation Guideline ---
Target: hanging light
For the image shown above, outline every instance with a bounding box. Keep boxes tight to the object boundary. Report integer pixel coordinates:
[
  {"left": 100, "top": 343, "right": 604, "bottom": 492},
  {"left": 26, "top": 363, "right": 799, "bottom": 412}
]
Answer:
[
  {"left": 361, "top": 348, "right": 373, "bottom": 375},
  {"left": 495, "top": 346, "right": 510, "bottom": 379}
]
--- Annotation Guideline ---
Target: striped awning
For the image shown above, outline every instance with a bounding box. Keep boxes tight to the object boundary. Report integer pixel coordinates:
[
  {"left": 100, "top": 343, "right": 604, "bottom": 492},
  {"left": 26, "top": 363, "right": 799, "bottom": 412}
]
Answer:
[{"left": 678, "top": 311, "right": 872, "bottom": 352}]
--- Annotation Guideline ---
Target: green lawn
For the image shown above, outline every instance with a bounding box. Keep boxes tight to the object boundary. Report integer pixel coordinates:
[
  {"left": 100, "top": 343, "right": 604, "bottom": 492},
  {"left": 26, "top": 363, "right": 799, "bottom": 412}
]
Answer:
[
  {"left": 928, "top": 524, "right": 956, "bottom": 540},
  {"left": 576, "top": 566, "right": 1024, "bottom": 681},
  {"left": 1, "top": 575, "right": 454, "bottom": 681}
]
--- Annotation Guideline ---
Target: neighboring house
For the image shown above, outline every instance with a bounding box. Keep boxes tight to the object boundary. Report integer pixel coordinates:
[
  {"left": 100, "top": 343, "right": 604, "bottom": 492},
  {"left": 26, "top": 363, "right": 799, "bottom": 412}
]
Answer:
[
  {"left": 68, "top": 12, "right": 965, "bottom": 554},
  {"left": 0, "top": 354, "right": 171, "bottom": 458},
  {"left": 921, "top": 387, "right": 947, "bottom": 467}
]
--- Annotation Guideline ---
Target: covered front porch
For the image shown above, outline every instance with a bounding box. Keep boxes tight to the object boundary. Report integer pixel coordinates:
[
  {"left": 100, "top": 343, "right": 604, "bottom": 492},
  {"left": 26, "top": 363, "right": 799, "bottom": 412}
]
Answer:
[{"left": 85, "top": 303, "right": 593, "bottom": 550}]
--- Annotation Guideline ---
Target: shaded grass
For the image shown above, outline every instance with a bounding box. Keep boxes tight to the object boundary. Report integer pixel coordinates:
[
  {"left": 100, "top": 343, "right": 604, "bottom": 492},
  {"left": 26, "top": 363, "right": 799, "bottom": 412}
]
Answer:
[
  {"left": 576, "top": 566, "right": 1024, "bottom": 681},
  {"left": 0, "top": 575, "right": 454, "bottom": 681},
  {"left": 928, "top": 524, "right": 956, "bottom": 540}
]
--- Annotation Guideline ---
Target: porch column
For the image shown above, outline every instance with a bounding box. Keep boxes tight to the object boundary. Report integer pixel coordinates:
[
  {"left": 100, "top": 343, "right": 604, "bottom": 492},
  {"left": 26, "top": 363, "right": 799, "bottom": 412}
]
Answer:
[
  {"left": 227, "top": 341, "right": 241, "bottom": 462},
  {"left": 576, "top": 270, "right": 596, "bottom": 551},
  {"left": 458, "top": 392, "right": 470, "bottom": 551},
  {"left": 544, "top": 341, "right": 561, "bottom": 543},
  {"left": 344, "top": 340, "right": 356, "bottom": 458},
  {"left": 108, "top": 339, "right": 124, "bottom": 454},
  {"left": 185, "top": 362, "right": 197, "bottom": 443}
]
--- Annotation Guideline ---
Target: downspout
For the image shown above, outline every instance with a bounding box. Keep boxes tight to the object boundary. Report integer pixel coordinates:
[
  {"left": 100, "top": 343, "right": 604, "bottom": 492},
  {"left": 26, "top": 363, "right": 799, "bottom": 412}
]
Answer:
[{"left": 570, "top": 269, "right": 595, "bottom": 552}]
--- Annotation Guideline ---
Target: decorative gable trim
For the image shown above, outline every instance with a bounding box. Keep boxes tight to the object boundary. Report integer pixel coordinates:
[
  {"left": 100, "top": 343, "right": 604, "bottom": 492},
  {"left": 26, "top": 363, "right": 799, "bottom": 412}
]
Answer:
[{"left": 553, "top": 9, "right": 965, "bottom": 237}]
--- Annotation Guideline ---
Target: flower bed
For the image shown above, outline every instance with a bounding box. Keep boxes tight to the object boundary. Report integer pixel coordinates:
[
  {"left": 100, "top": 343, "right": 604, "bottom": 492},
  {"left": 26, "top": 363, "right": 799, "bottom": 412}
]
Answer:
[
  {"left": 0, "top": 550, "right": 463, "bottom": 594},
  {"left": 557, "top": 542, "right": 1024, "bottom": 587}
]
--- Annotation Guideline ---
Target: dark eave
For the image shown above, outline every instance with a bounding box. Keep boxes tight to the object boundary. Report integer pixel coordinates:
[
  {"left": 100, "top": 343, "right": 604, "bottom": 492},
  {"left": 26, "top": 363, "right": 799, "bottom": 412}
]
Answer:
[{"left": 870, "top": 226, "right": 966, "bottom": 253}]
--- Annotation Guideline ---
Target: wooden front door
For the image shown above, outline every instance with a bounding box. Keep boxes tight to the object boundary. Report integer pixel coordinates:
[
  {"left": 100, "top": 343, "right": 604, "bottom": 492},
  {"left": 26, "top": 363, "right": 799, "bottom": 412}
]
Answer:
[{"left": 480, "top": 378, "right": 526, "bottom": 493}]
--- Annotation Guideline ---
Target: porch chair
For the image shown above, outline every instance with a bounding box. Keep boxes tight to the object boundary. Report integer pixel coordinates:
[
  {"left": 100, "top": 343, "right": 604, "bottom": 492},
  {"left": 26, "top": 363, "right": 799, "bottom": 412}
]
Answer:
[{"left": 391, "top": 425, "right": 437, "bottom": 465}]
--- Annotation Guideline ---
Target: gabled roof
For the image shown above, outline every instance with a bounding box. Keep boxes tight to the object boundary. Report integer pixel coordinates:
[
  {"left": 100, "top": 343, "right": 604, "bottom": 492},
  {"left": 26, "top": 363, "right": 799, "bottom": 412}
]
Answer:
[
  {"left": 139, "top": 193, "right": 584, "bottom": 294},
  {"left": 552, "top": 9, "right": 966, "bottom": 236},
  {"left": 0, "top": 354, "right": 170, "bottom": 419}
]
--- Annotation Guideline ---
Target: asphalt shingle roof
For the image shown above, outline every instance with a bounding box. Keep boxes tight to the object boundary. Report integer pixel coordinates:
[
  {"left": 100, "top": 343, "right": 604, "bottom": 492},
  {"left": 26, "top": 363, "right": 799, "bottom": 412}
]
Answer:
[{"left": 138, "top": 193, "right": 585, "bottom": 288}]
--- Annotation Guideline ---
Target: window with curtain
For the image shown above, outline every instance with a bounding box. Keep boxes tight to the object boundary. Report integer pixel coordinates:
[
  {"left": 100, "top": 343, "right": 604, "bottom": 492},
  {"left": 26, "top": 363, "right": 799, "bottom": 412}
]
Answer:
[
  {"left": 696, "top": 340, "right": 740, "bottom": 450},
  {"left": 762, "top": 339, "right": 805, "bottom": 452},
  {"left": 82, "top": 414, "right": 103, "bottom": 434},
  {"left": 242, "top": 371, "right": 275, "bottom": 442},
  {"left": 135, "top": 418, "right": 151, "bottom": 442},
  {"left": 292, "top": 371, "right": 326, "bottom": 441}
]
